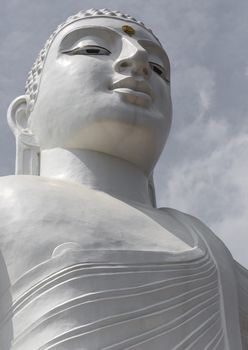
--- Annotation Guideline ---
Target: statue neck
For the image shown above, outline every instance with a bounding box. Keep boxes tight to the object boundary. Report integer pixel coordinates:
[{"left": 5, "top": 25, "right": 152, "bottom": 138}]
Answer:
[{"left": 40, "top": 148, "right": 152, "bottom": 207}]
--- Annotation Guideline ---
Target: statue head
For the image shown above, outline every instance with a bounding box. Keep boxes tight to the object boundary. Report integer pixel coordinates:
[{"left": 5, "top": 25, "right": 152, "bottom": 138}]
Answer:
[{"left": 8, "top": 9, "right": 172, "bottom": 181}]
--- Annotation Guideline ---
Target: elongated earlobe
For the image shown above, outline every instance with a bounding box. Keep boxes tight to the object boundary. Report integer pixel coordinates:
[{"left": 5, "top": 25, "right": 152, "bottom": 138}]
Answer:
[{"left": 7, "top": 95, "right": 40, "bottom": 175}]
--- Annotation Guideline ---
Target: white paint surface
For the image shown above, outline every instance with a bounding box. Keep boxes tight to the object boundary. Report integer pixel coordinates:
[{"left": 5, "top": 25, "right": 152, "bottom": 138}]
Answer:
[{"left": 0, "top": 10, "right": 247, "bottom": 350}]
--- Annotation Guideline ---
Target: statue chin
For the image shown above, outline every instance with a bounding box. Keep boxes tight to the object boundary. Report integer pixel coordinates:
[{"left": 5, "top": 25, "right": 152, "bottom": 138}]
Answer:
[
  {"left": 30, "top": 113, "right": 169, "bottom": 175},
  {"left": 0, "top": 9, "right": 247, "bottom": 350}
]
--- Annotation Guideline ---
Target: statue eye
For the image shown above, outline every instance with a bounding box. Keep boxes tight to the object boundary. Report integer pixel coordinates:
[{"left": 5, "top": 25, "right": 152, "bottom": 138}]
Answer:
[
  {"left": 149, "top": 62, "right": 170, "bottom": 83},
  {"left": 63, "top": 45, "right": 111, "bottom": 56}
]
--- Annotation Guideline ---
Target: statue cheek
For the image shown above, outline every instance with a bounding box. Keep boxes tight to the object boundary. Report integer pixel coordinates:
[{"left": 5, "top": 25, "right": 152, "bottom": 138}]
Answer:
[{"left": 156, "top": 84, "right": 171, "bottom": 112}]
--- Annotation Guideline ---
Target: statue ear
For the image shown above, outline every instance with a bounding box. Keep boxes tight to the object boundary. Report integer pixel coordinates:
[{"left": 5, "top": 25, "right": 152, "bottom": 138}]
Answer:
[
  {"left": 8, "top": 95, "right": 36, "bottom": 144},
  {"left": 7, "top": 95, "right": 40, "bottom": 175}
]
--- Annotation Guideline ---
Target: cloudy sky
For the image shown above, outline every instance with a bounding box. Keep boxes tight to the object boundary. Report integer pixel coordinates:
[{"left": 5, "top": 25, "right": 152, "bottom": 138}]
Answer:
[{"left": 1, "top": 0, "right": 247, "bottom": 267}]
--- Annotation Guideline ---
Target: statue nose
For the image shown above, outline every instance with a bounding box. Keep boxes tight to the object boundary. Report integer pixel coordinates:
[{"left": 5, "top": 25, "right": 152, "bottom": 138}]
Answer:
[{"left": 114, "top": 40, "right": 150, "bottom": 79}]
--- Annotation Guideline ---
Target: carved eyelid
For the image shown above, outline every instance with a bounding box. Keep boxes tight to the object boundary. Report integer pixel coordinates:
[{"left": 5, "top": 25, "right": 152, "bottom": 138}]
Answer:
[
  {"left": 59, "top": 26, "right": 119, "bottom": 50},
  {"left": 149, "top": 62, "right": 170, "bottom": 83},
  {"left": 62, "top": 45, "right": 111, "bottom": 55},
  {"left": 138, "top": 40, "right": 166, "bottom": 62}
]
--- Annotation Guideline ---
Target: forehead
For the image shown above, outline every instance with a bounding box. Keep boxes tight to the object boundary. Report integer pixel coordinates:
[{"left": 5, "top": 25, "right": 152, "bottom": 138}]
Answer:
[
  {"left": 42, "top": 17, "right": 171, "bottom": 75},
  {"left": 57, "top": 17, "right": 161, "bottom": 42},
  {"left": 54, "top": 17, "right": 165, "bottom": 52}
]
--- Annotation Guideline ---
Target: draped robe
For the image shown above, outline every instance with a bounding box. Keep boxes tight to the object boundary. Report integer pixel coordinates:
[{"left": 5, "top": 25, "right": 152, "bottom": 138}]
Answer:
[{"left": 0, "top": 176, "right": 247, "bottom": 349}]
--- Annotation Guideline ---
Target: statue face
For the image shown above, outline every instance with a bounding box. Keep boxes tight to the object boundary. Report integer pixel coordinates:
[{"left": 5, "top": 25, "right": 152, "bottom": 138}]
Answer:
[{"left": 29, "top": 17, "right": 172, "bottom": 174}]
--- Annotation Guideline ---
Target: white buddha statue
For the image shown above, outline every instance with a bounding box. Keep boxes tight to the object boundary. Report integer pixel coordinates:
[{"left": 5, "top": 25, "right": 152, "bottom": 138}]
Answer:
[{"left": 0, "top": 9, "right": 247, "bottom": 350}]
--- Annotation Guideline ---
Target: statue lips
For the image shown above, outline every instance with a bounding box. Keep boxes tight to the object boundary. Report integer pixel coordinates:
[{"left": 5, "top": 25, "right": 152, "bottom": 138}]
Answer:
[{"left": 111, "top": 77, "right": 153, "bottom": 107}]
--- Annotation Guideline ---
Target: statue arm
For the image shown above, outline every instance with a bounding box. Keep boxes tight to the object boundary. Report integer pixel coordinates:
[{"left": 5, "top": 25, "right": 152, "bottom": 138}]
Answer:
[
  {"left": 235, "top": 261, "right": 248, "bottom": 348},
  {"left": 0, "top": 249, "right": 13, "bottom": 350},
  {"left": 160, "top": 208, "right": 245, "bottom": 348}
]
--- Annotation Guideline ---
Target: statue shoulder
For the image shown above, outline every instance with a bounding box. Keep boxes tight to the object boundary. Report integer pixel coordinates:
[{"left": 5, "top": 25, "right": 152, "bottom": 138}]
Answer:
[
  {"left": 158, "top": 207, "right": 233, "bottom": 256},
  {"left": 158, "top": 206, "right": 209, "bottom": 228},
  {"left": 158, "top": 206, "right": 217, "bottom": 236},
  {"left": 0, "top": 174, "right": 49, "bottom": 188},
  {"left": 0, "top": 175, "right": 53, "bottom": 198},
  {"left": 0, "top": 176, "right": 36, "bottom": 216},
  {"left": 0, "top": 175, "right": 70, "bottom": 214}
]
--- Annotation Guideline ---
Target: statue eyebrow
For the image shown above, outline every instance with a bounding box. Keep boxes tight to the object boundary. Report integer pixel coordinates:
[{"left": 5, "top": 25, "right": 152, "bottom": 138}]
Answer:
[
  {"left": 138, "top": 40, "right": 170, "bottom": 68},
  {"left": 59, "top": 26, "right": 120, "bottom": 51}
]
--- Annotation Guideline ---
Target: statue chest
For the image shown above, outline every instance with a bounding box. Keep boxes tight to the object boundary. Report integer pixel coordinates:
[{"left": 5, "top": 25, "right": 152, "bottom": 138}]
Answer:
[
  {"left": 9, "top": 248, "right": 227, "bottom": 350},
  {"left": 0, "top": 178, "right": 241, "bottom": 349},
  {"left": 0, "top": 182, "right": 194, "bottom": 283}
]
